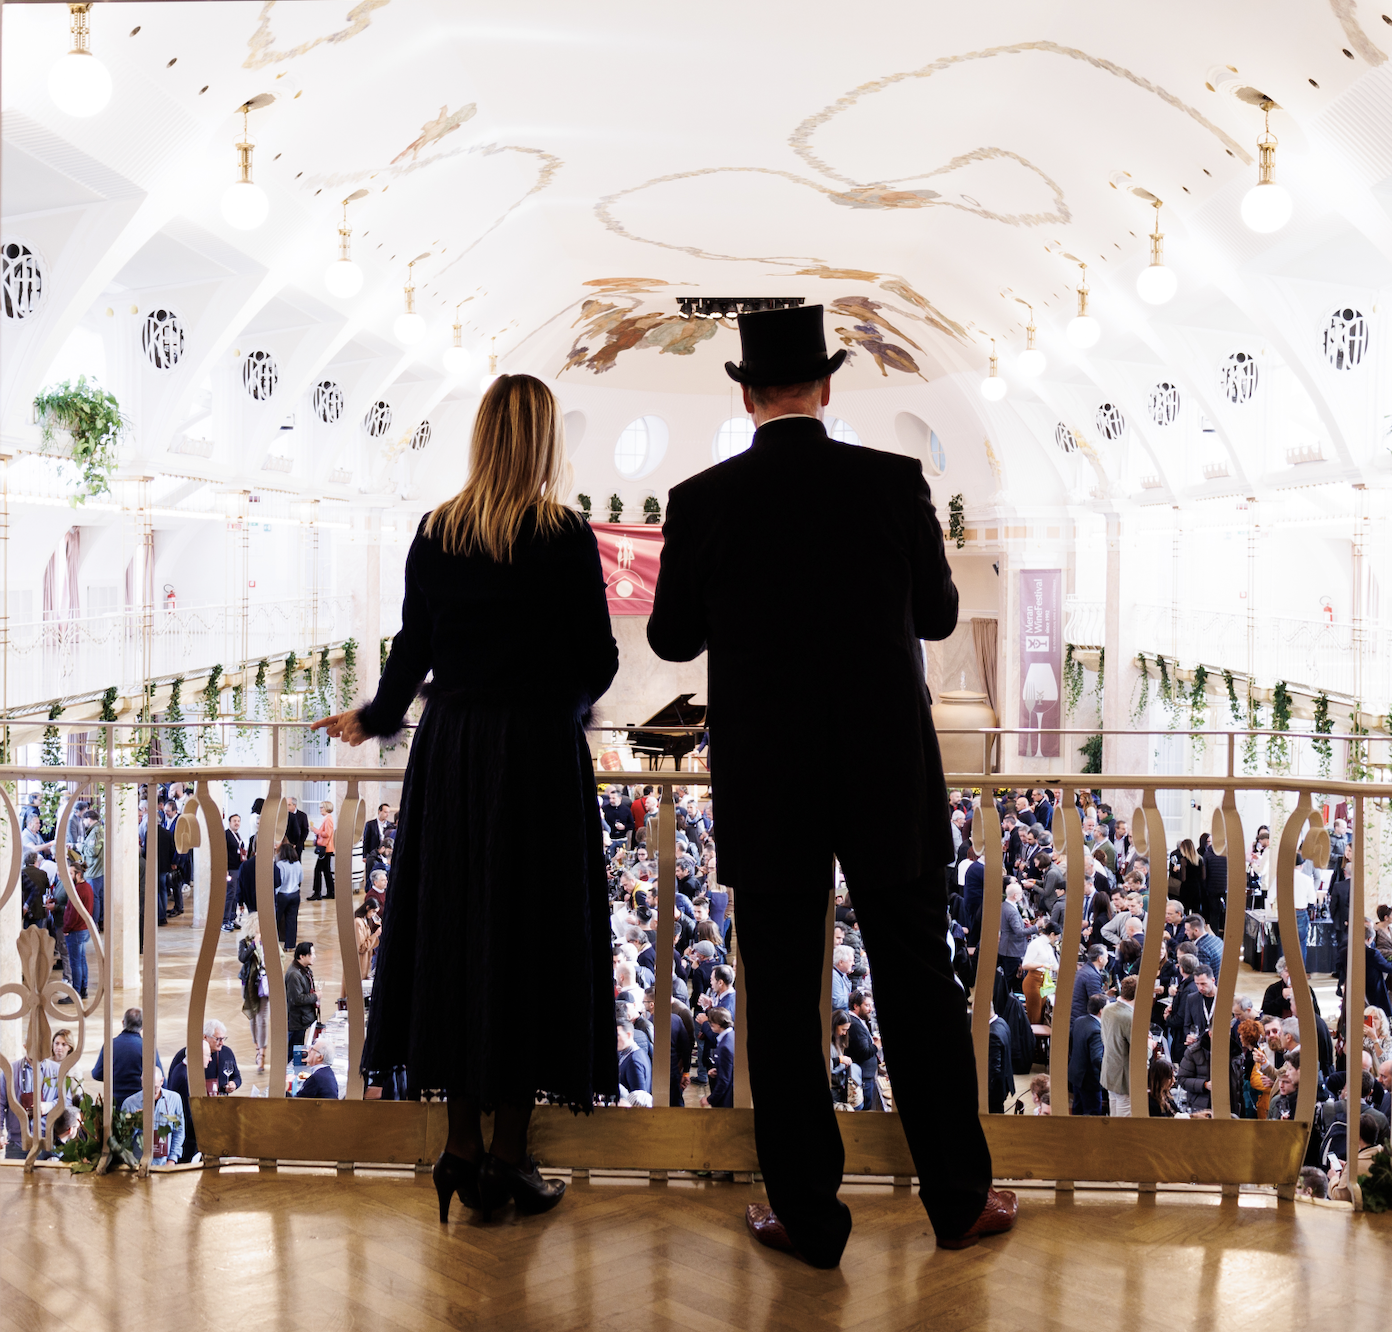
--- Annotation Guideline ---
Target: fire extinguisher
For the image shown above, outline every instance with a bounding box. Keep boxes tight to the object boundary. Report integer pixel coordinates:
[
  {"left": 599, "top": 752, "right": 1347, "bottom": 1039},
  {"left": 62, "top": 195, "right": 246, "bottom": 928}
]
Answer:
[{"left": 164, "top": 583, "right": 177, "bottom": 613}]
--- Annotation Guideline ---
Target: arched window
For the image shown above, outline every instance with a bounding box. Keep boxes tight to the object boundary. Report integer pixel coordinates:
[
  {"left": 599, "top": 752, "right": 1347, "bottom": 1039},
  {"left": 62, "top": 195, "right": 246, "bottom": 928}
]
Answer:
[
  {"left": 826, "top": 416, "right": 862, "bottom": 445},
  {"left": 713, "top": 417, "right": 755, "bottom": 461},
  {"left": 614, "top": 416, "right": 667, "bottom": 477}
]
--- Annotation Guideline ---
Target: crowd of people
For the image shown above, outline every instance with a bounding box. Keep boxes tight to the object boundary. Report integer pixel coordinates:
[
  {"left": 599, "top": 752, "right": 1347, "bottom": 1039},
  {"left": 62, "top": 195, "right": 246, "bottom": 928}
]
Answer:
[{"left": 946, "top": 786, "right": 1392, "bottom": 1195}]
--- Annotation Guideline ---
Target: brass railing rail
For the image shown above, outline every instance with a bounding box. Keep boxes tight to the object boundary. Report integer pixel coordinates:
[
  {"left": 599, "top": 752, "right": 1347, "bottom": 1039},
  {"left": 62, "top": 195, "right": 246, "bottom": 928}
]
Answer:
[{"left": 1, "top": 725, "right": 1386, "bottom": 1191}]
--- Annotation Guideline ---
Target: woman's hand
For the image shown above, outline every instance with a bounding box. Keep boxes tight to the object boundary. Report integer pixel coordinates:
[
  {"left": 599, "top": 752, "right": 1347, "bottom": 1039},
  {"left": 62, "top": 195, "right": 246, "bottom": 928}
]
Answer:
[{"left": 311, "top": 710, "right": 368, "bottom": 747}]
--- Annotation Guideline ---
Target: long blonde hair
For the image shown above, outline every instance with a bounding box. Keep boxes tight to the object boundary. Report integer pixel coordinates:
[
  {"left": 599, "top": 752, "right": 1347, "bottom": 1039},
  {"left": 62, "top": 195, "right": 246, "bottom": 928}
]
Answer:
[
  {"left": 1179, "top": 839, "right": 1200, "bottom": 866},
  {"left": 425, "top": 374, "right": 572, "bottom": 561}
]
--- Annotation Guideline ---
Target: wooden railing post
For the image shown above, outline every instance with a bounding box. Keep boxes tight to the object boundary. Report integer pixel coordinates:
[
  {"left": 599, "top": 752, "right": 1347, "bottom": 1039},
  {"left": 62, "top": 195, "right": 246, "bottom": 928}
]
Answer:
[
  {"left": 1274, "top": 793, "right": 1322, "bottom": 1134},
  {"left": 970, "top": 797, "right": 1003, "bottom": 1111},
  {"left": 1208, "top": 795, "right": 1247, "bottom": 1121},
  {"left": 1049, "top": 790, "right": 1086, "bottom": 1117},
  {"left": 1128, "top": 792, "right": 1169, "bottom": 1118},
  {"left": 654, "top": 780, "right": 675, "bottom": 1106}
]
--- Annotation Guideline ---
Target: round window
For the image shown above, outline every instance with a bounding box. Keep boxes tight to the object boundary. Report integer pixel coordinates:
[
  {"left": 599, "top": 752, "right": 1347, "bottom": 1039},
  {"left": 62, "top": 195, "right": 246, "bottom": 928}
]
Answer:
[
  {"left": 1148, "top": 382, "right": 1181, "bottom": 427},
  {"left": 614, "top": 416, "right": 668, "bottom": 478},
  {"left": 313, "top": 381, "right": 343, "bottom": 424},
  {"left": 1, "top": 239, "right": 44, "bottom": 320},
  {"left": 142, "top": 308, "right": 185, "bottom": 371},
  {"left": 713, "top": 417, "right": 755, "bottom": 462},
  {"left": 363, "top": 400, "right": 393, "bottom": 438},
  {"left": 1219, "top": 351, "right": 1259, "bottom": 405},
  {"left": 826, "top": 416, "right": 862, "bottom": 446},
  {"left": 1323, "top": 307, "right": 1369, "bottom": 370}
]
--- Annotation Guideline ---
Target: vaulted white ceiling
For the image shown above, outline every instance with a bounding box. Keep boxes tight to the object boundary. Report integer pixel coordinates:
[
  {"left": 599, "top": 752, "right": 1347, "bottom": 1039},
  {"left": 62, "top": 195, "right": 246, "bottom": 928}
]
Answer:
[{"left": 3, "top": 0, "right": 1392, "bottom": 519}]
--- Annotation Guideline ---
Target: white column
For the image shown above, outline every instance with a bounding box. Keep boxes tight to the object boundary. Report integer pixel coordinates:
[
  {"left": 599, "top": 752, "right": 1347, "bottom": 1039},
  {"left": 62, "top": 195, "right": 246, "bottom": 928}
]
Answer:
[{"left": 109, "top": 781, "right": 139, "bottom": 991}]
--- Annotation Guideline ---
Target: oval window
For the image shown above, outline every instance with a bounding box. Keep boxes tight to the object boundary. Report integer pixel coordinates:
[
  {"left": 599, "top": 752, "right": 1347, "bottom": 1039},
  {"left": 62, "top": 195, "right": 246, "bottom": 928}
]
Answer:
[
  {"left": 713, "top": 417, "right": 755, "bottom": 461},
  {"left": 826, "top": 416, "right": 861, "bottom": 445},
  {"left": 614, "top": 415, "right": 668, "bottom": 478}
]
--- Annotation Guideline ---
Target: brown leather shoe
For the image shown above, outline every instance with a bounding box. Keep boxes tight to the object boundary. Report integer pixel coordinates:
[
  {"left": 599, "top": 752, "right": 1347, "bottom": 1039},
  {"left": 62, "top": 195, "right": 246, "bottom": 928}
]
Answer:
[
  {"left": 936, "top": 1188, "right": 1019, "bottom": 1250},
  {"left": 746, "top": 1204, "right": 800, "bottom": 1257}
]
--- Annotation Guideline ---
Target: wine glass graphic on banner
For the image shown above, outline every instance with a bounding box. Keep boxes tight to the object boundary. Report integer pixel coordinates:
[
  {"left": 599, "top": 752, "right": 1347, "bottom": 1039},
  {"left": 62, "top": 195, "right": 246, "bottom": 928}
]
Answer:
[{"left": 1022, "top": 664, "right": 1058, "bottom": 757}]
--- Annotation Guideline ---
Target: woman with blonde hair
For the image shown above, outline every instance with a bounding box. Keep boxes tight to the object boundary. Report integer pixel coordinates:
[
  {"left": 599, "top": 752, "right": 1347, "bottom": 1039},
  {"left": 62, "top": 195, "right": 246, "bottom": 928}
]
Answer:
[
  {"left": 309, "top": 800, "right": 335, "bottom": 901},
  {"left": 314, "top": 374, "right": 618, "bottom": 1224},
  {"left": 1170, "top": 837, "right": 1204, "bottom": 917}
]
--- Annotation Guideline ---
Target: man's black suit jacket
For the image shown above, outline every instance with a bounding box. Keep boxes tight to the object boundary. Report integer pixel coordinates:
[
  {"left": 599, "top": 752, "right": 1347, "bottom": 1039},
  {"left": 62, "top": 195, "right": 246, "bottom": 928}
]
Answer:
[
  {"left": 648, "top": 415, "right": 958, "bottom": 887},
  {"left": 362, "top": 818, "right": 383, "bottom": 863},
  {"left": 284, "top": 809, "right": 309, "bottom": 855},
  {"left": 845, "top": 1012, "right": 880, "bottom": 1089},
  {"left": 225, "top": 829, "right": 245, "bottom": 875}
]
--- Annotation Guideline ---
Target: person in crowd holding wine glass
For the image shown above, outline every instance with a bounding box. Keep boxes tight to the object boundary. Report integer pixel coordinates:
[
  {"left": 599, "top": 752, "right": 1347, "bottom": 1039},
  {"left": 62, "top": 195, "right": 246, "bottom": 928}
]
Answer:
[{"left": 313, "top": 374, "right": 619, "bottom": 1225}]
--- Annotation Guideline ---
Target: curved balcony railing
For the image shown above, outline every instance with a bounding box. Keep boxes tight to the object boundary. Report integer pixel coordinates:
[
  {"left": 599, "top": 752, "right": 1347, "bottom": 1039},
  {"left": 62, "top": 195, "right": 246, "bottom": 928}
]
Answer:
[{"left": 0, "top": 722, "right": 1384, "bottom": 1202}]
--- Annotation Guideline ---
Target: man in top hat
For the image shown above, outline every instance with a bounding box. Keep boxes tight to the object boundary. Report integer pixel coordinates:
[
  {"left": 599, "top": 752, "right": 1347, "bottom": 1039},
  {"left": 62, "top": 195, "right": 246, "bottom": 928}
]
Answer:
[{"left": 648, "top": 305, "right": 1012, "bottom": 1266}]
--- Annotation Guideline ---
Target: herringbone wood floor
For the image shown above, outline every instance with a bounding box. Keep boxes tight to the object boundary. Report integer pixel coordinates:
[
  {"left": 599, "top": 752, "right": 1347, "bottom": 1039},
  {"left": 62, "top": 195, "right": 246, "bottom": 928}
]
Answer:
[{"left": 3, "top": 1168, "right": 1390, "bottom": 1332}]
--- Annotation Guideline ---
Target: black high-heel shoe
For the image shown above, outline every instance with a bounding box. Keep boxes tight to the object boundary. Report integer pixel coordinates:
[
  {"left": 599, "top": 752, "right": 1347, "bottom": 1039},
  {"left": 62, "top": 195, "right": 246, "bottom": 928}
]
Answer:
[
  {"left": 476, "top": 1153, "right": 566, "bottom": 1222},
  {"left": 432, "top": 1150, "right": 481, "bottom": 1223}
]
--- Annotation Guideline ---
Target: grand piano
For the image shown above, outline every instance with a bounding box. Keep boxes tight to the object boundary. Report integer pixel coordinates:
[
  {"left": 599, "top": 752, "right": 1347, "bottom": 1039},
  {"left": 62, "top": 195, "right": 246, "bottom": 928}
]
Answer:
[{"left": 627, "top": 693, "right": 707, "bottom": 770}]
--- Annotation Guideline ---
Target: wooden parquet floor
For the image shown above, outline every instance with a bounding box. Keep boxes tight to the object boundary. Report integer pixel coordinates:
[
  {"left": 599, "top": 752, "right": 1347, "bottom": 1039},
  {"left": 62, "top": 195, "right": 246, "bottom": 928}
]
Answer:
[{"left": 3, "top": 1168, "right": 1390, "bottom": 1332}]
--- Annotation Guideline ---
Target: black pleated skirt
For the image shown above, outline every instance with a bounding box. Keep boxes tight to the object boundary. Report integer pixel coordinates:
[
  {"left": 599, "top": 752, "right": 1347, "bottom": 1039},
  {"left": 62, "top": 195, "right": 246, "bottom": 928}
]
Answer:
[{"left": 360, "top": 694, "right": 618, "bottom": 1110}]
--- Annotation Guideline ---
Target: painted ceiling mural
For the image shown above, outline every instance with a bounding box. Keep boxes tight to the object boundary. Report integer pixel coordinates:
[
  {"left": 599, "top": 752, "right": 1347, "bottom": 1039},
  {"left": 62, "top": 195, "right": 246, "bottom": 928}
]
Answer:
[{"left": 243, "top": 0, "right": 391, "bottom": 70}]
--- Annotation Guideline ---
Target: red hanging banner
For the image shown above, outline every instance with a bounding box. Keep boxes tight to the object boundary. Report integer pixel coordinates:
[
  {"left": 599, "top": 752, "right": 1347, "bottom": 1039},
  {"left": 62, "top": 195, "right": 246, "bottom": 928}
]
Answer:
[{"left": 590, "top": 522, "right": 664, "bottom": 616}]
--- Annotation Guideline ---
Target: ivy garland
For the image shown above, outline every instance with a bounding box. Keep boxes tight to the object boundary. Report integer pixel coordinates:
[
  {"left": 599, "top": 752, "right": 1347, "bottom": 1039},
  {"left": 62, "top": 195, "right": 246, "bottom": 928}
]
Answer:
[
  {"left": 1243, "top": 683, "right": 1263, "bottom": 775},
  {"left": 1312, "top": 691, "right": 1332, "bottom": 777},
  {"left": 40, "top": 701, "right": 65, "bottom": 829},
  {"left": 200, "top": 665, "right": 226, "bottom": 764},
  {"left": 1188, "top": 663, "right": 1209, "bottom": 759},
  {"left": 1223, "top": 668, "right": 1241, "bottom": 725},
  {"left": 252, "top": 659, "right": 270, "bottom": 727},
  {"left": 1267, "top": 680, "right": 1293, "bottom": 772},
  {"left": 1349, "top": 707, "right": 1370, "bottom": 783},
  {"left": 948, "top": 493, "right": 966, "bottom": 548},
  {"left": 1063, "top": 644, "right": 1085, "bottom": 717},
  {"left": 1156, "top": 654, "right": 1180, "bottom": 728},
  {"left": 1130, "top": 652, "right": 1151, "bottom": 725},
  {"left": 165, "top": 676, "right": 190, "bottom": 767},
  {"left": 339, "top": 638, "right": 359, "bottom": 710},
  {"left": 1079, "top": 733, "right": 1103, "bottom": 774},
  {"left": 1093, "top": 647, "right": 1105, "bottom": 714},
  {"left": 99, "top": 686, "right": 118, "bottom": 766}
]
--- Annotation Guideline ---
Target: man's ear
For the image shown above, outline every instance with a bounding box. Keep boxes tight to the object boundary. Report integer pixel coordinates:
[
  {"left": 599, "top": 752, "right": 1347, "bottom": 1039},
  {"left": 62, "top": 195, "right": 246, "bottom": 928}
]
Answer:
[
  {"left": 741, "top": 384, "right": 755, "bottom": 415},
  {"left": 820, "top": 378, "right": 832, "bottom": 408}
]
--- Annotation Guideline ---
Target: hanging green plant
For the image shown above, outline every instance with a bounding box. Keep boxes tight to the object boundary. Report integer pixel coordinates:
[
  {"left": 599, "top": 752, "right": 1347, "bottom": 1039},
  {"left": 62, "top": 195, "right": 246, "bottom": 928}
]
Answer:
[
  {"left": 339, "top": 637, "right": 358, "bottom": 710},
  {"left": 165, "top": 675, "right": 190, "bottom": 767},
  {"left": 1156, "top": 654, "right": 1180, "bottom": 728},
  {"left": 1349, "top": 707, "right": 1370, "bottom": 783},
  {"left": 40, "top": 701, "right": 65, "bottom": 829},
  {"left": 1079, "top": 733, "right": 1103, "bottom": 774},
  {"left": 1129, "top": 652, "right": 1151, "bottom": 725},
  {"left": 33, "top": 376, "right": 126, "bottom": 506},
  {"left": 577, "top": 493, "right": 592, "bottom": 521},
  {"left": 1223, "top": 668, "right": 1241, "bottom": 725},
  {"left": 948, "top": 493, "right": 966, "bottom": 548},
  {"left": 1312, "top": 691, "right": 1332, "bottom": 776},
  {"left": 643, "top": 495, "right": 661, "bottom": 525},
  {"left": 98, "top": 686, "right": 118, "bottom": 766},
  {"left": 1063, "top": 644, "right": 1085, "bottom": 717},
  {"left": 1266, "top": 680, "right": 1292, "bottom": 771},
  {"left": 607, "top": 493, "right": 623, "bottom": 523},
  {"left": 1243, "top": 684, "right": 1263, "bottom": 775},
  {"left": 252, "top": 658, "right": 270, "bottom": 726},
  {"left": 380, "top": 635, "right": 393, "bottom": 675},
  {"left": 1093, "top": 646, "right": 1105, "bottom": 714},
  {"left": 1188, "top": 664, "right": 1209, "bottom": 760}
]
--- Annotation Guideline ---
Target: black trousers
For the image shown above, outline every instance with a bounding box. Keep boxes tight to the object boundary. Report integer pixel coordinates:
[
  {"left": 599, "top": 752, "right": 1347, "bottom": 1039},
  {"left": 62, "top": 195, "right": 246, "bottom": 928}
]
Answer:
[
  {"left": 275, "top": 890, "right": 301, "bottom": 951},
  {"left": 312, "top": 853, "right": 334, "bottom": 899},
  {"left": 735, "top": 867, "right": 992, "bottom": 1266},
  {"left": 222, "top": 876, "right": 239, "bottom": 927}
]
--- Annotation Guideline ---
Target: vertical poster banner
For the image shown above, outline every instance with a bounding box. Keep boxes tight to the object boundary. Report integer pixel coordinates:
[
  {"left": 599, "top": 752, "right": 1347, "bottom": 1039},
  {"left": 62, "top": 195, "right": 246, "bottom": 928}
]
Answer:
[
  {"left": 1018, "top": 569, "right": 1062, "bottom": 758},
  {"left": 590, "top": 522, "right": 664, "bottom": 615}
]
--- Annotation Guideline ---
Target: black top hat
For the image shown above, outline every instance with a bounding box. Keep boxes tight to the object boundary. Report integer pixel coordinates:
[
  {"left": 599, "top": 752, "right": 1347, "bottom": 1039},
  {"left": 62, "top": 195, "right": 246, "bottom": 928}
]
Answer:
[{"left": 724, "top": 304, "right": 848, "bottom": 387}]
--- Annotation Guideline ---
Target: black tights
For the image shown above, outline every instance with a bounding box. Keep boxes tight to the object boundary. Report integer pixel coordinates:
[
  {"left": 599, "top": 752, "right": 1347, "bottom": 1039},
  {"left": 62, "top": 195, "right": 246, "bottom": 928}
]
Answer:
[{"left": 446, "top": 1095, "right": 533, "bottom": 1166}]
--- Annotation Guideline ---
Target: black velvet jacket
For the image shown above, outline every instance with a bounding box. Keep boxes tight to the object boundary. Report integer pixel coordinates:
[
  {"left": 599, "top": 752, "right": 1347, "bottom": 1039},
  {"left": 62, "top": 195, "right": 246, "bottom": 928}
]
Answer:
[
  {"left": 359, "top": 510, "right": 619, "bottom": 738},
  {"left": 648, "top": 415, "right": 958, "bottom": 886}
]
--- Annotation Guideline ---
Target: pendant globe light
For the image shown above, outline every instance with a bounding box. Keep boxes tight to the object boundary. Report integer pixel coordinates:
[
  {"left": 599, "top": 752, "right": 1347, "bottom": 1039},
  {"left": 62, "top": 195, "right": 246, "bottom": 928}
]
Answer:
[
  {"left": 980, "top": 339, "right": 1007, "bottom": 401},
  {"left": 1241, "top": 99, "right": 1293, "bottom": 234},
  {"left": 323, "top": 190, "right": 368, "bottom": 298},
  {"left": 48, "top": 3, "right": 112, "bottom": 118},
  {"left": 442, "top": 304, "right": 471, "bottom": 375},
  {"left": 478, "top": 336, "right": 500, "bottom": 394},
  {"left": 1136, "top": 199, "right": 1177, "bottom": 305},
  {"left": 220, "top": 103, "right": 269, "bottom": 231},
  {"left": 1066, "top": 263, "right": 1101, "bottom": 348},
  {"left": 1016, "top": 304, "right": 1046, "bottom": 378},
  {"left": 393, "top": 255, "right": 429, "bottom": 345}
]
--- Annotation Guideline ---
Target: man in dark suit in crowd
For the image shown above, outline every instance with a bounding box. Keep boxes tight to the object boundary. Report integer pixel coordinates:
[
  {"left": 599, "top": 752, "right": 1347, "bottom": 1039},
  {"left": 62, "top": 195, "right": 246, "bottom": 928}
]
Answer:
[
  {"left": 649, "top": 306, "right": 1009, "bottom": 1265},
  {"left": 616, "top": 1016, "right": 652, "bottom": 1098},
  {"left": 295, "top": 1038, "right": 340, "bottom": 1099},
  {"left": 845, "top": 990, "right": 883, "bottom": 1112},
  {"left": 283, "top": 796, "right": 309, "bottom": 859},
  {"left": 987, "top": 1004, "right": 1015, "bottom": 1115},
  {"left": 222, "top": 813, "right": 246, "bottom": 932},
  {"left": 1068, "top": 992, "right": 1107, "bottom": 1114},
  {"left": 361, "top": 803, "right": 390, "bottom": 890},
  {"left": 669, "top": 999, "right": 695, "bottom": 1107},
  {"left": 704, "top": 1008, "right": 735, "bottom": 1108}
]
